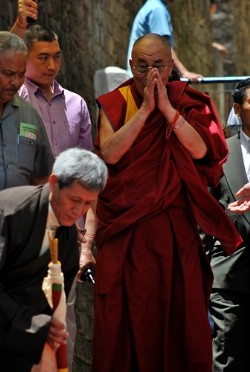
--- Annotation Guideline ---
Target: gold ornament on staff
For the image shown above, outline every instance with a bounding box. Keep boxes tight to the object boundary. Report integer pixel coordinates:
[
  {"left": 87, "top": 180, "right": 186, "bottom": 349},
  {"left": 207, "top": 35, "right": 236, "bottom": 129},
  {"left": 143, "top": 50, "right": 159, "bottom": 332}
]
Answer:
[{"left": 48, "top": 227, "right": 59, "bottom": 264}]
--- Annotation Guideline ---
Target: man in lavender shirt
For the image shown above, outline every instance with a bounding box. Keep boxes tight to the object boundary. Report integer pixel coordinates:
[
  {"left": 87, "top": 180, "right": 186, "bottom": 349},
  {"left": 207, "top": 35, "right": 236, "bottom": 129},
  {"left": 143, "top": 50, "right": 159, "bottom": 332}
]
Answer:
[
  {"left": 11, "top": 1, "right": 93, "bottom": 156},
  {"left": 17, "top": 24, "right": 93, "bottom": 157}
]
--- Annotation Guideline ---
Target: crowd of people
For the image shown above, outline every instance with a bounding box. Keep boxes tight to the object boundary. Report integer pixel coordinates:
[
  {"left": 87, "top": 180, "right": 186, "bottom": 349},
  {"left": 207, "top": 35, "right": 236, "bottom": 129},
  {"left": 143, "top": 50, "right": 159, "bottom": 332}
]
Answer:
[
  {"left": 206, "top": 78, "right": 250, "bottom": 371},
  {"left": 0, "top": 0, "right": 249, "bottom": 371}
]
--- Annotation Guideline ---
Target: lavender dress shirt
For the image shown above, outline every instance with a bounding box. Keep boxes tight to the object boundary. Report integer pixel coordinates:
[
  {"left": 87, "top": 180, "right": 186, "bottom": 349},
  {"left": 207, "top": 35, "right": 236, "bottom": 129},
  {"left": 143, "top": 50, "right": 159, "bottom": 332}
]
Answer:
[{"left": 19, "top": 78, "right": 93, "bottom": 156}]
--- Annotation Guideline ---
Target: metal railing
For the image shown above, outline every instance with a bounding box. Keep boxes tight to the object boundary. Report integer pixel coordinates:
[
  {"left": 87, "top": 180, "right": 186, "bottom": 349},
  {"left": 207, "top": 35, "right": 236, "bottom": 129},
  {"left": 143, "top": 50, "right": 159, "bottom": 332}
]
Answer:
[
  {"left": 181, "top": 76, "right": 248, "bottom": 84},
  {"left": 181, "top": 76, "right": 249, "bottom": 124}
]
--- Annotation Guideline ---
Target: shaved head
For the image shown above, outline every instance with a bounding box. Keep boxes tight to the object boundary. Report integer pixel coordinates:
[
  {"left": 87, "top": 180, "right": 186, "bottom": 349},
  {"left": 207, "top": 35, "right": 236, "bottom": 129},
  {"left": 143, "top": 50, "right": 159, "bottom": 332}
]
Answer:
[{"left": 132, "top": 33, "right": 172, "bottom": 59}]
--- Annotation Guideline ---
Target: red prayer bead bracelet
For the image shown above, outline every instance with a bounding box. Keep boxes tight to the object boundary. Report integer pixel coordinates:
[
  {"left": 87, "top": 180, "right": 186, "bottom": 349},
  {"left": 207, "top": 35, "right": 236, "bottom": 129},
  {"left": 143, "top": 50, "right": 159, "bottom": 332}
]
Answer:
[{"left": 166, "top": 110, "right": 180, "bottom": 138}]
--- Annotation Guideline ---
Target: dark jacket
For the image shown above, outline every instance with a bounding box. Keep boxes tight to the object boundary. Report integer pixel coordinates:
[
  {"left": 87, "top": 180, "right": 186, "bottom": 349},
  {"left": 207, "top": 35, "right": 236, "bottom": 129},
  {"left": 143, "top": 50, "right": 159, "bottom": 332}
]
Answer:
[
  {"left": 208, "top": 134, "right": 250, "bottom": 293},
  {"left": 0, "top": 184, "right": 79, "bottom": 371}
]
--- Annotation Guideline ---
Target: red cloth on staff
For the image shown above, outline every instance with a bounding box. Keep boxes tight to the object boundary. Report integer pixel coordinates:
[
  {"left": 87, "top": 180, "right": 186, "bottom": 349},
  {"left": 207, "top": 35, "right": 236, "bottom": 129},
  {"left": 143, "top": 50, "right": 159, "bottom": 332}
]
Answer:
[
  {"left": 93, "top": 79, "right": 242, "bottom": 372},
  {"left": 52, "top": 283, "right": 68, "bottom": 371}
]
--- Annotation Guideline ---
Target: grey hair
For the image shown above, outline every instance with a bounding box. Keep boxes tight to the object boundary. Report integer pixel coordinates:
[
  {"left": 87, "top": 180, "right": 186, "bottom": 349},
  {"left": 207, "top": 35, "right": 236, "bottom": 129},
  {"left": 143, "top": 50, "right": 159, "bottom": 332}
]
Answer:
[
  {"left": 0, "top": 31, "right": 27, "bottom": 54},
  {"left": 53, "top": 148, "right": 108, "bottom": 192}
]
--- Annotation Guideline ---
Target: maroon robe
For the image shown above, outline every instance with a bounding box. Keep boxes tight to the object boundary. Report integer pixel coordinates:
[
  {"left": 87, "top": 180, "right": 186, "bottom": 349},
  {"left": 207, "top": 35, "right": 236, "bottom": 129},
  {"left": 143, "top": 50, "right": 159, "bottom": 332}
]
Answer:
[{"left": 93, "top": 80, "right": 242, "bottom": 372}]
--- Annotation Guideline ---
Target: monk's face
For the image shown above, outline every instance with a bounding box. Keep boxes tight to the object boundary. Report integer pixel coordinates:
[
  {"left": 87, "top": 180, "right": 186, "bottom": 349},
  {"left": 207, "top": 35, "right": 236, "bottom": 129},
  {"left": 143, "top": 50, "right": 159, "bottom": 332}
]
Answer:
[{"left": 130, "top": 36, "right": 173, "bottom": 97}]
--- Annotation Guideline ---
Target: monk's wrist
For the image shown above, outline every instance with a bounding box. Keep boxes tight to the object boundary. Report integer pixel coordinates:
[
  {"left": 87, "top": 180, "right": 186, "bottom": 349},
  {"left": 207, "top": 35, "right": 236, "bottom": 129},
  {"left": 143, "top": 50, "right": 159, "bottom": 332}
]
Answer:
[
  {"left": 173, "top": 114, "right": 185, "bottom": 131},
  {"left": 166, "top": 110, "right": 186, "bottom": 138},
  {"left": 138, "top": 106, "right": 150, "bottom": 125}
]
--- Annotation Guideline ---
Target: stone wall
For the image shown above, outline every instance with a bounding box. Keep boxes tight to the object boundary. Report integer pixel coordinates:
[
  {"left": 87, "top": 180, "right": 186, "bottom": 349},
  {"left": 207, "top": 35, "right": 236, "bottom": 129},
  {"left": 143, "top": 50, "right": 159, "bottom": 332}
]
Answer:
[
  {"left": 2, "top": 0, "right": 216, "bottom": 127},
  {"left": 211, "top": 0, "right": 236, "bottom": 76},
  {"left": 171, "top": 0, "right": 213, "bottom": 76},
  {"left": 2, "top": 1, "right": 247, "bottom": 125},
  {"left": 3, "top": 0, "right": 143, "bottom": 127},
  {"left": 230, "top": 0, "right": 250, "bottom": 76}
]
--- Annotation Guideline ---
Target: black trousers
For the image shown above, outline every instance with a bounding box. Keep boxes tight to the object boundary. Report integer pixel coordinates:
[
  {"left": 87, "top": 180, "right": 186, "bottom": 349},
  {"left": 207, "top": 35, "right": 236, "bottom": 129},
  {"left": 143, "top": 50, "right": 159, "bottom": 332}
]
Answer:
[{"left": 210, "top": 288, "right": 250, "bottom": 372}]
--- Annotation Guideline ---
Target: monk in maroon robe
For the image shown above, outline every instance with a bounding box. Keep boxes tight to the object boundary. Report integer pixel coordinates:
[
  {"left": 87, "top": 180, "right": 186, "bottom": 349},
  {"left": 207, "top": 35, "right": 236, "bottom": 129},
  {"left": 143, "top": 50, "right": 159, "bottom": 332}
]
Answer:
[{"left": 92, "top": 34, "right": 242, "bottom": 372}]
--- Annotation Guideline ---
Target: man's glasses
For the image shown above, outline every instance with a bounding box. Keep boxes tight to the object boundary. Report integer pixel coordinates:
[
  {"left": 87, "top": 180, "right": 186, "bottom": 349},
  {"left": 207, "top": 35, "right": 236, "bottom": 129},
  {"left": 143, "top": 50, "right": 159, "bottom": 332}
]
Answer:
[{"left": 132, "top": 65, "right": 168, "bottom": 76}]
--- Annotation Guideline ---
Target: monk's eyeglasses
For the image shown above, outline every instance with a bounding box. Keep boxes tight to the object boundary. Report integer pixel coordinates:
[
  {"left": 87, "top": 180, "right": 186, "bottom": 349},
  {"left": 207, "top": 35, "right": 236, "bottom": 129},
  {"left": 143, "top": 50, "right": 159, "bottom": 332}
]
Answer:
[{"left": 132, "top": 64, "right": 169, "bottom": 76}]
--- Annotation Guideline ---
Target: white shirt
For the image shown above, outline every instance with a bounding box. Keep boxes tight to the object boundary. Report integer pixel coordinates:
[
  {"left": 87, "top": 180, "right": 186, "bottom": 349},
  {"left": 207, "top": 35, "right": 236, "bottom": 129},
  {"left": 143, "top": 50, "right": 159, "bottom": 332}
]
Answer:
[{"left": 240, "top": 130, "right": 250, "bottom": 182}]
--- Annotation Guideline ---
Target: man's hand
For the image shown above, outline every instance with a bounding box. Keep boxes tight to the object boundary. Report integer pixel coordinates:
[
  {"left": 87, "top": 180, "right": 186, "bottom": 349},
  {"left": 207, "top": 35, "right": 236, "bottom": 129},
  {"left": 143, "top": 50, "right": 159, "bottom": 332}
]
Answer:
[
  {"left": 11, "top": 0, "right": 38, "bottom": 37},
  {"left": 180, "top": 70, "right": 203, "bottom": 84},
  {"left": 47, "top": 317, "right": 68, "bottom": 352},
  {"left": 154, "top": 70, "right": 173, "bottom": 115},
  {"left": 13, "top": 0, "right": 38, "bottom": 30},
  {"left": 18, "top": 0, "right": 38, "bottom": 25},
  {"left": 228, "top": 183, "right": 250, "bottom": 213},
  {"left": 77, "top": 239, "right": 96, "bottom": 282},
  {"left": 76, "top": 226, "right": 87, "bottom": 246},
  {"left": 147, "top": 68, "right": 176, "bottom": 121},
  {"left": 211, "top": 42, "right": 228, "bottom": 57},
  {"left": 228, "top": 198, "right": 250, "bottom": 213},
  {"left": 141, "top": 69, "right": 159, "bottom": 114},
  {"left": 235, "top": 183, "right": 250, "bottom": 198}
]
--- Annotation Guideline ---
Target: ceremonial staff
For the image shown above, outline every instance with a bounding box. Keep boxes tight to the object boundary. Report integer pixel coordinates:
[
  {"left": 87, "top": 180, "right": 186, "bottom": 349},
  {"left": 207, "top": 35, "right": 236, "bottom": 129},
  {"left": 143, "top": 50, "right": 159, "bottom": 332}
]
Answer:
[{"left": 43, "top": 227, "right": 68, "bottom": 372}]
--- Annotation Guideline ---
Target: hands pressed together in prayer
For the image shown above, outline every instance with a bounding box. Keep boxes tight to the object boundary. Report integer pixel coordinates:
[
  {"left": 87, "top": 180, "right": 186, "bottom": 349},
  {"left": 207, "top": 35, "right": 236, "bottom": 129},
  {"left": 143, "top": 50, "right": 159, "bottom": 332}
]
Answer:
[
  {"left": 141, "top": 67, "right": 176, "bottom": 120},
  {"left": 228, "top": 183, "right": 250, "bottom": 213},
  {"left": 140, "top": 68, "right": 207, "bottom": 159}
]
